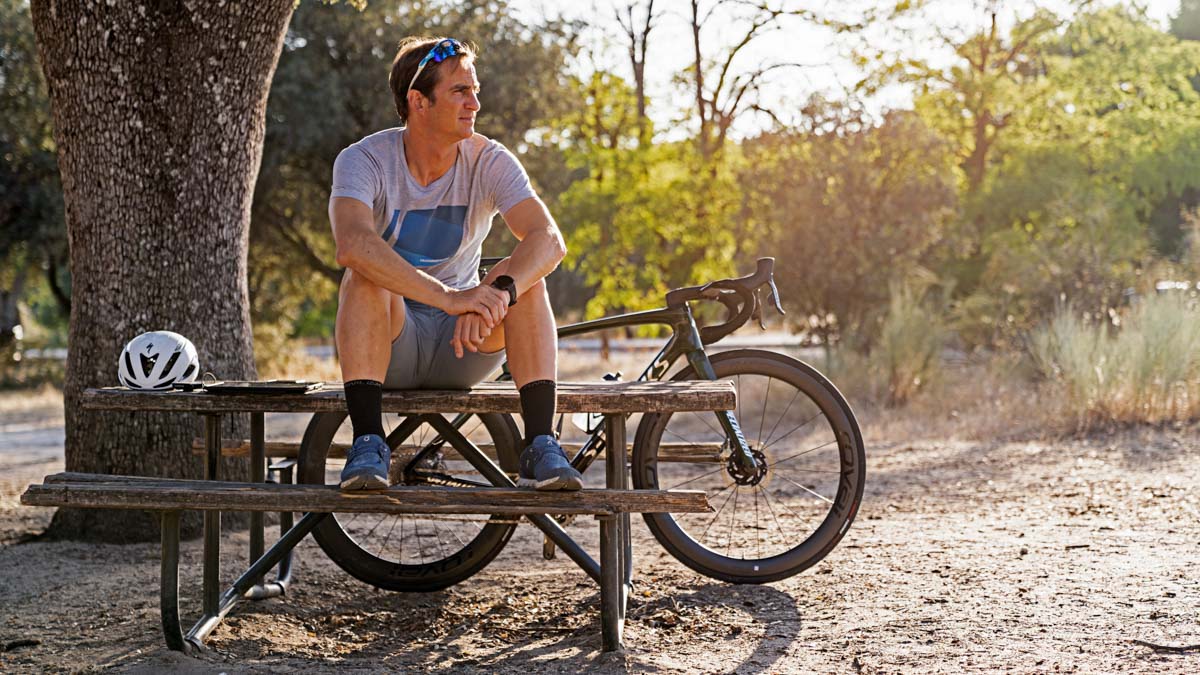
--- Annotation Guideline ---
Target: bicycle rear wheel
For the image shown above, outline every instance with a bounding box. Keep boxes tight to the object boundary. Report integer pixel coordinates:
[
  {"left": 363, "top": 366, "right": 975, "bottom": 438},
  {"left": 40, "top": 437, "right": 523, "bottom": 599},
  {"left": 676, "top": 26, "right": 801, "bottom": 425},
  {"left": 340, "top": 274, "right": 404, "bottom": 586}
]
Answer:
[
  {"left": 298, "top": 410, "right": 521, "bottom": 592},
  {"left": 632, "top": 349, "right": 865, "bottom": 583}
]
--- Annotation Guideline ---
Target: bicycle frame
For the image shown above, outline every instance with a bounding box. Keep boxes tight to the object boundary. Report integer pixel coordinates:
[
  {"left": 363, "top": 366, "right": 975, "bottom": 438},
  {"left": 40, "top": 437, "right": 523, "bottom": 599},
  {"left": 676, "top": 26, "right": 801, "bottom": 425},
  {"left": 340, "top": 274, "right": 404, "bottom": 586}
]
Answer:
[{"left": 403, "top": 299, "right": 757, "bottom": 485}]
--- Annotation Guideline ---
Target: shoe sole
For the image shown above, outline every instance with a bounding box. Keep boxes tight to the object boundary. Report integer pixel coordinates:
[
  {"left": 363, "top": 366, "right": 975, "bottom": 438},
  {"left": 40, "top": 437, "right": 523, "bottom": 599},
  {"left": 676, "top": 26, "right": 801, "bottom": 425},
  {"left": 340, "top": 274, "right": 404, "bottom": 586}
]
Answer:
[
  {"left": 340, "top": 472, "right": 389, "bottom": 491},
  {"left": 518, "top": 474, "right": 584, "bottom": 491}
]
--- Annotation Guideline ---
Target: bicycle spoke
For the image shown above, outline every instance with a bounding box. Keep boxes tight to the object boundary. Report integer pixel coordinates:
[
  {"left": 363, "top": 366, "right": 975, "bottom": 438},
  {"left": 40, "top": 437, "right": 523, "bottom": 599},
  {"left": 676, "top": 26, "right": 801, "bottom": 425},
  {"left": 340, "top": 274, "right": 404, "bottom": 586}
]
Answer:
[
  {"left": 430, "top": 519, "right": 448, "bottom": 560},
  {"left": 765, "top": 487, "right": 814, "bottom": 524},
  {"left": 663, "top": 426, "right": 698, "bottom": 445},
  {"left": 359, "top": 513, "right": 388, "bottom": 542},
  {"left": 756, "top": 377, "right": 772, "bottom": 447},
  {"left": 726, "top": 486, "right": 739, "bottom": 557},
  {"left": 774, "top": 473, "right": 834, "bottom": 504},
  {"left": 762, "top": 387, "right": 802, "bottom": 448},
  {"left": 666, "top": 462, "right": 730, "bottom": 490},
  {"left": 753, "top": 486, "right": 761, "bottom": 560},
  {"left": 768, "top": 439, "right": 838, "bottom": 469},
  {"left": 444, "top": 519, "right": 470, "bottom": 548},
  {"left": 695, "top": 411, "right": 723, "bottom": 437},
  {"left": 761, "top": 412, "right": 825, "bottom": 452},
  {"left": 376, "top": 515, "right": 402, "bottom": 558},
  {"left": 699, "top": 481, "right": 739, "bottom": 542},
  {"left": 756, "top": 484, "right": 788, "bottom": 544}
]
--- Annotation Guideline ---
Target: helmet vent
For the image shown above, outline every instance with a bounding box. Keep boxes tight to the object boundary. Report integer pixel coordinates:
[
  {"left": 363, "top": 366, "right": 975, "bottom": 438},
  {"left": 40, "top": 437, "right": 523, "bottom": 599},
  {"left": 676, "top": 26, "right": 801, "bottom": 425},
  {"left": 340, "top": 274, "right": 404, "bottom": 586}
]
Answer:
[
  {"left": 139, "top": 353, "right": 157, "bottom": 374},
  {"left": 160, "top": 351, "right": 181, "bottom": 380}
]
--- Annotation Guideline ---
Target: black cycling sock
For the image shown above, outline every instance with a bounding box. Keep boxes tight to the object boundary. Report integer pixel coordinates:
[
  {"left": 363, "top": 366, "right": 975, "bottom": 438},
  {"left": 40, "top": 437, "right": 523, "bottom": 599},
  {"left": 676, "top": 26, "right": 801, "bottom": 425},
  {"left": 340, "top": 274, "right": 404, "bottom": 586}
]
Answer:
[
  {"left": 345, "top": 379, "right": 385, "bottom": 440},
  {"left": 519, "top": 379, "right": 556, "bottom": 446}
]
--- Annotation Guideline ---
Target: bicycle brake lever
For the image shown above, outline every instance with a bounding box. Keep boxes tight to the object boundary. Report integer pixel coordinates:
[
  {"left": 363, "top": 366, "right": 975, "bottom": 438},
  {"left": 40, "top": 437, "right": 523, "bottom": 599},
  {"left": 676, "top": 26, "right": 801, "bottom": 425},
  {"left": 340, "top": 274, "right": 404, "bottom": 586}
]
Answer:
[
  {"left": 767, "top": 278, "right": 785, "bottom": 315},
  {"left": 752, "top": 289, "right": 766, "bottom": 330}
]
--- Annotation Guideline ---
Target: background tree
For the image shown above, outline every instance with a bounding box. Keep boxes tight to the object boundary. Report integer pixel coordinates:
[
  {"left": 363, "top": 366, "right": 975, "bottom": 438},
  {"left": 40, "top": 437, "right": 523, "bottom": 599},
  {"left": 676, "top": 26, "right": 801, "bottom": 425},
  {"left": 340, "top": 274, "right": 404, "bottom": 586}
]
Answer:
[
  {"left": 615, "top": 0, "right": 657, "bottom": 147},
  {"left": 1172, "top": 0, "right": 1200, "bottom": 41},
  {"left": 0, "top": 0, "right": 65, "bottom": 361},
  {"left": 30, "top": 0, "right": 296, "bottom": 541},
  {"left": 951, "top": 7, "right": 1200, "bottom": 344},
  {"left": 742, "top": 107, "right": 958, "bottom": 346}
]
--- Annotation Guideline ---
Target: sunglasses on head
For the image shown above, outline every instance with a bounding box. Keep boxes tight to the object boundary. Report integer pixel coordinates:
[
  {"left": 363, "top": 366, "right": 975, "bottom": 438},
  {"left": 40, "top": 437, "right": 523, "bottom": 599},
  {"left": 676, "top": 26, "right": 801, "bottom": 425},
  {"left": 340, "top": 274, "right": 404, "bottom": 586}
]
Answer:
[{"left": 407, "top": 38, "right": 464, "bottom": 97}]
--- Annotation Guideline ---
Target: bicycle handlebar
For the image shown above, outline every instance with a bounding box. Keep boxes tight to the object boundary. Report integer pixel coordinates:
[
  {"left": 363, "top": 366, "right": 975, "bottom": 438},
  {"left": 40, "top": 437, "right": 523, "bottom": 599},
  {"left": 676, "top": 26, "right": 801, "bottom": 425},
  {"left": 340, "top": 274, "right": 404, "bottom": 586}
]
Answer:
[{"left": 665, "top": 258, "right": 785, "bottom": 345}]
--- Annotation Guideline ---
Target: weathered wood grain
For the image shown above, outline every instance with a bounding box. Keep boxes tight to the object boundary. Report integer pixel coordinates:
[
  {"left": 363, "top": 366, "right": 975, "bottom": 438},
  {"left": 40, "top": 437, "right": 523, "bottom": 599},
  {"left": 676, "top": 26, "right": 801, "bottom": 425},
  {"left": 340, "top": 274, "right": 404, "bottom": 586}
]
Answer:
[
  {"left": 81, "top": 380, "right": 735, "bottom": 414},
  {"left": 24, "top": 473, "right": 711, "bottom": 516}
]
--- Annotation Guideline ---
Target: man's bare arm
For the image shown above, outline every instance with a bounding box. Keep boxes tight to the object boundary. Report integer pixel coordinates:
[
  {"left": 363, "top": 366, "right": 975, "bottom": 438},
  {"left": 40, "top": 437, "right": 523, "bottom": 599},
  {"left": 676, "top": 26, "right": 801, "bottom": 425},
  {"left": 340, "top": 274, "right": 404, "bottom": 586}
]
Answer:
[
  {"left": 497, "top": 197, "right": 568, "bottom": 294},
  {"left": 330, "top": 197, "right": 510, "bottom": 324}
]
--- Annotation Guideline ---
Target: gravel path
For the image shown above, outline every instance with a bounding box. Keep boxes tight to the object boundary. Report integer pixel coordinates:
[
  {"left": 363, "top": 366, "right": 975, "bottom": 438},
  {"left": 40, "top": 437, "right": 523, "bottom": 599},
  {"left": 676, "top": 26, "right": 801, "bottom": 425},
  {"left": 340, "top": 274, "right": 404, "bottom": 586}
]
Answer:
[{"left": 0, "top": 391, "right": 1196, "bottom": 673}]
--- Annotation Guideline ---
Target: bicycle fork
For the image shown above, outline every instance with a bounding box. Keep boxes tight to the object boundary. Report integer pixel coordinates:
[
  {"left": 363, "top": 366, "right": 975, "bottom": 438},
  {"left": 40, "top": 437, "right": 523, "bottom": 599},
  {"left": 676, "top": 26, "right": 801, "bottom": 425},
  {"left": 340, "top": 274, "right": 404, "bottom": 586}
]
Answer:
[{"left": 669, "top": 310, "right": 759, "bottom": 474}]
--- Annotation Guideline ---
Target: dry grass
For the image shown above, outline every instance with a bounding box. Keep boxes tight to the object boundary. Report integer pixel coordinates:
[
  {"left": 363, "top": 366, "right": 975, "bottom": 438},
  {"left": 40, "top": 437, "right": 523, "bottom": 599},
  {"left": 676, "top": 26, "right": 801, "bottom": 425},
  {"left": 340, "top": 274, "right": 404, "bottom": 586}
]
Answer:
[
  {"left": 835, "top": 351, "right": 1058, "bottom": 444},
  {"left": 1030, "top": 294, "right": 1200, "bottom": 428}
]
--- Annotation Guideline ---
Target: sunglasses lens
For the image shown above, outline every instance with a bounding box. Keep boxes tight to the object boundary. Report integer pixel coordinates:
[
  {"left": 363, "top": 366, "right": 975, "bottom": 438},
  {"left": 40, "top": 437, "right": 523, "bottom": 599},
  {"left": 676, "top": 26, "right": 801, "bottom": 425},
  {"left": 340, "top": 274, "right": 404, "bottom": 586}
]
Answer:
[{"left": 431, "top": 40, "right": 459, "bottom": 63}]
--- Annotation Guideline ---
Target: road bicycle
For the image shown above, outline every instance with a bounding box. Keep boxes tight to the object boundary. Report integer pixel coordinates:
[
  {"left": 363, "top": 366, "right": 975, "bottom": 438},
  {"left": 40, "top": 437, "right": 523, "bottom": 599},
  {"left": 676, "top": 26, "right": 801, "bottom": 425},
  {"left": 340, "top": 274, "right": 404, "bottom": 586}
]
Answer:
[{"left": 297, "top": 258, "right": 866, "bottom": 590}]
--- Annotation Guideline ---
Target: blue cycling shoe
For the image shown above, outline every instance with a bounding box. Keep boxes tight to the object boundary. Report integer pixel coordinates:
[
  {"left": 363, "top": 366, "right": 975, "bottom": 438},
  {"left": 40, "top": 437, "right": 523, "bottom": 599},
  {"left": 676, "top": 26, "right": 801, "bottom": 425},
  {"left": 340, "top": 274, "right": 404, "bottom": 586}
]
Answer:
[
  {"left": 340, "top": 434, "right": 391, "bottom": 491},
  {"left": 518, "top": 435, "right": 583, "bottom": 491}
]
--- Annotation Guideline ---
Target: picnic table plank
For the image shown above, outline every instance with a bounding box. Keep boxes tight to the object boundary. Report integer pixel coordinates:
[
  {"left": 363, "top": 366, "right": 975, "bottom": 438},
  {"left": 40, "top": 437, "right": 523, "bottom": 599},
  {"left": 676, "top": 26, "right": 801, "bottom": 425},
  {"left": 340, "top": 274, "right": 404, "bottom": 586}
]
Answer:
[
  {"left": 23, "top": 472, "right": 712, "bottom": 516},
  {"left": 80, "top": 380, "right": 735, "bottom": 414}
]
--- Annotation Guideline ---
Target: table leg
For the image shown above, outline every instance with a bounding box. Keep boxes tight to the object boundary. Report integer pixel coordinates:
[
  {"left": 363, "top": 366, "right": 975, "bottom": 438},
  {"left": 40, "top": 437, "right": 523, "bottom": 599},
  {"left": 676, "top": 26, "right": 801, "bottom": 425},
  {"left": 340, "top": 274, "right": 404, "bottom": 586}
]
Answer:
[
  {"left": 249, "top": 412, "right": 264, "bottom": 565},
  {"left": 159, "top": 511, "right": 188, "bottom": 652},
  {"left": 187, "top": 511, "right": 328, "bottom": 649},
  {"left": 202, "top": 414, "right": 221, "bottom": 617},
  {"left": 598, "top": 513, "right": 623, "bottom": 652},
  {"left": 605, "top": 414, "right": 632, "bottom": 615}
]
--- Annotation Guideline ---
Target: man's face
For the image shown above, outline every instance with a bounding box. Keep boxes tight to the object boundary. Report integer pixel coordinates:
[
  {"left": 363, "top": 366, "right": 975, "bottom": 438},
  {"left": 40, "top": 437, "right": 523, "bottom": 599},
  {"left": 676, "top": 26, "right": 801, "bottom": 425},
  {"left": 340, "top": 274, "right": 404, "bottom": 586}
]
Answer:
[{"left": 425, "top": 58, "right": 480, "bottom": 141}]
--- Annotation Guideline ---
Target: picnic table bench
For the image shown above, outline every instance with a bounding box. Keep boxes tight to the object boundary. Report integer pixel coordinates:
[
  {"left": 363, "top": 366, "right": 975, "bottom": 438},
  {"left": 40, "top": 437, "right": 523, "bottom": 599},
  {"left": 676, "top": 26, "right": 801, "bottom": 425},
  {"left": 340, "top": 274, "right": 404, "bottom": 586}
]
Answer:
[{"left": 21, "top": 380, "right": 733, "bottom": 653}]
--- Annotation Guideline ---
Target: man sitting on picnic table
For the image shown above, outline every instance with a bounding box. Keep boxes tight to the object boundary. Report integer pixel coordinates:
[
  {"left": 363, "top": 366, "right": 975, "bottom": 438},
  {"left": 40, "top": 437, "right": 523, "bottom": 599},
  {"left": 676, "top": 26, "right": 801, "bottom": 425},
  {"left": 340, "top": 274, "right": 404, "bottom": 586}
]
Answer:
[{"left": 328, "top": 36, "right": 581, "bottom": 492}]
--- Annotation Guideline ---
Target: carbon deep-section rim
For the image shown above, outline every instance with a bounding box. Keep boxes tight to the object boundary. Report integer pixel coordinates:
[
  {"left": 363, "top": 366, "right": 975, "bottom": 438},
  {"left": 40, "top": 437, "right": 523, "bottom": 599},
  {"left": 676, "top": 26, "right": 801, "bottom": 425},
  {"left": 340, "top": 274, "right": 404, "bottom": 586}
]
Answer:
[{"left": 632, "top": 349, "right": 865, "bottom": 583}]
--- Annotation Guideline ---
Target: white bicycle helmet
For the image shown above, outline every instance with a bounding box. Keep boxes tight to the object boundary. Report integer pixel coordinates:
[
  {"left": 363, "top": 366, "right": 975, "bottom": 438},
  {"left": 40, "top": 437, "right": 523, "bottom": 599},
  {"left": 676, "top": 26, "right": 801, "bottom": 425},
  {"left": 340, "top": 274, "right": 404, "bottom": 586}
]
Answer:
[{"left": 117, "top": 331, "right": 200, "bottom": 390}]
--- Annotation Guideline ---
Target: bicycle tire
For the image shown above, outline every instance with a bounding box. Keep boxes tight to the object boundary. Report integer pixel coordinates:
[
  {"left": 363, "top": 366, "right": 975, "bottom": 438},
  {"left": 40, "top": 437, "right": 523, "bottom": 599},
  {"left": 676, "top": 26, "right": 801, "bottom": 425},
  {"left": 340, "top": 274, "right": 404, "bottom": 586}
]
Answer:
[
  {"left": 632, "top": 349, "right": 865, "bottom": 583},
  {"left": 298, "top": 410, "right": 522, "bottom": 592}
]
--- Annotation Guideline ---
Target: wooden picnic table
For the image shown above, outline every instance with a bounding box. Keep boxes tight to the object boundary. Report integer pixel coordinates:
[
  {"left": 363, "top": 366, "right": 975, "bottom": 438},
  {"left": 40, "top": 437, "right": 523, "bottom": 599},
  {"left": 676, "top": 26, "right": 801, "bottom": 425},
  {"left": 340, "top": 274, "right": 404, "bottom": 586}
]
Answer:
[{"left": 23, "top": 380, "right": 734, "bottom": 653}]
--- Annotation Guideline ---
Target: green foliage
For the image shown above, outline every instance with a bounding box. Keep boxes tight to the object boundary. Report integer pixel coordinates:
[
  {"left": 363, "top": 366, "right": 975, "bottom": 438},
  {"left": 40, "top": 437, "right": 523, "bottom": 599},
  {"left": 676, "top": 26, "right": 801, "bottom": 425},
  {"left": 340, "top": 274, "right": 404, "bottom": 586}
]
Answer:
[
  {"left": 1030, "top": 293, "right": 1200, "bottom": 427},
  {"left": 0, "top": 0, "right": 67, "bottom": 348},
  {"left": 551, "top": 71, "right": 739, "bottom": 321},
  {"left": 741, "top": 106, "right": 958, "bottom": 343},
  {"left": 559, "top": 141, "right": 739, "bottom": 321},
  {"left": 909, "top": 7, "right": 1200, "bottom": 347}
]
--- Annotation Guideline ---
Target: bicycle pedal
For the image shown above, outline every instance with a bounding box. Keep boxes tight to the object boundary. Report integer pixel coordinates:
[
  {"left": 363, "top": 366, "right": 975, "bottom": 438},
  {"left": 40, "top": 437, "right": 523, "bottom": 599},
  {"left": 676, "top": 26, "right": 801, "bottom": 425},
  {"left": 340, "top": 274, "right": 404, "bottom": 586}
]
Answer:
[{"left": 542, "top": 535, "right": 556, "bottom": 560}]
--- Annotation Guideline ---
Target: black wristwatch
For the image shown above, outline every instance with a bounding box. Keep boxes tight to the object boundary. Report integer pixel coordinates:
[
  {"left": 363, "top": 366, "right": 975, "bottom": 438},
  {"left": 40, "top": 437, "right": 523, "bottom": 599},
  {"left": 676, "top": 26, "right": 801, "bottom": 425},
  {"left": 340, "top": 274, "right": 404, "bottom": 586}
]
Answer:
[{"left": 490, "top": 275, "right": 517, "bottom": 306}]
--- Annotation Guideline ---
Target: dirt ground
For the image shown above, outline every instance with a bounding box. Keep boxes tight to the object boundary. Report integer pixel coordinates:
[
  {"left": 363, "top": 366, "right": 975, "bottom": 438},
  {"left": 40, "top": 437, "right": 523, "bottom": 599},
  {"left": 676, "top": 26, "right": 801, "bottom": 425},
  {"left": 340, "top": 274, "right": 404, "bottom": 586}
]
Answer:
[{"left": 0, "top": 378, "right": 1197, "bottom": 673}]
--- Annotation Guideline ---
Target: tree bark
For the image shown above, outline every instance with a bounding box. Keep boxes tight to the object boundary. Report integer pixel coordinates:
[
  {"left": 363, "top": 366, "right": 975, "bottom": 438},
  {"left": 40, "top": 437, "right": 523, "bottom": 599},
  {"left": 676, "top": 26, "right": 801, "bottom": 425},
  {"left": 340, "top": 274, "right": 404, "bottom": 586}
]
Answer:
[{"left": 30, "top": 0, "right": 295, "bottom": 542}]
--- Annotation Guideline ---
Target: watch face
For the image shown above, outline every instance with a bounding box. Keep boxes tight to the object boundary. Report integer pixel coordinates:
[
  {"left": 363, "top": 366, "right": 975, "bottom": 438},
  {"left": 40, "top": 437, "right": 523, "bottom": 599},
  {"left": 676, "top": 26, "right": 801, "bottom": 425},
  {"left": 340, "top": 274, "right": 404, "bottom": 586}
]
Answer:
[{"left": 492, "top": 275, "right": 517, "bottom": 305}]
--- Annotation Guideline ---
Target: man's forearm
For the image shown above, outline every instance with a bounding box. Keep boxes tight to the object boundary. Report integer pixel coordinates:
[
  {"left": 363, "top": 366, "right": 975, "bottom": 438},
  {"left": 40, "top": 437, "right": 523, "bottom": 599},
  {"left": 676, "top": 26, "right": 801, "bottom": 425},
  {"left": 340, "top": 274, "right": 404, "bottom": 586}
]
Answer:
[
  {"left": 502, "top": 227, "right": 567, "bottom": 296},
  {"left": 338, "top": 230, "right": 452, "bottom": 308}
]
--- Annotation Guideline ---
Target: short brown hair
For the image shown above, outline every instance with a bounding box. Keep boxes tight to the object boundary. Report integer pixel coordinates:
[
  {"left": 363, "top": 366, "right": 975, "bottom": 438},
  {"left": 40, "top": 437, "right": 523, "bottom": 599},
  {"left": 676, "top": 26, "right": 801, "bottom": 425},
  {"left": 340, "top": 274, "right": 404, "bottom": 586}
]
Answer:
[{"left": 389, "top": 36, "right": 477, "bottom": 124}]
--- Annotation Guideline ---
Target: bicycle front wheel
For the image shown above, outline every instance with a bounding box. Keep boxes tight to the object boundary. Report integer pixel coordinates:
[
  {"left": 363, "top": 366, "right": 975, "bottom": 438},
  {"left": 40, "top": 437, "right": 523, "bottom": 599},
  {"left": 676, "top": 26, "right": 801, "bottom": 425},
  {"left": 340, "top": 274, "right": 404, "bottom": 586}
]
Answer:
[
  {"left": 298, "top": 410, "right": 521, "bottom": 592},
  {"left": 632, "top": 349, "right": 865, "bottom": 583}
]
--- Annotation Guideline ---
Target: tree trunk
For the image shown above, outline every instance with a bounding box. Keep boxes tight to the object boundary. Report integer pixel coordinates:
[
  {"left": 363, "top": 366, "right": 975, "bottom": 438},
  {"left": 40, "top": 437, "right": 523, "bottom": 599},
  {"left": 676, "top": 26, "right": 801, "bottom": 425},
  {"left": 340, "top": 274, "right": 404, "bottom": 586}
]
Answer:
[{"left": 30, "top": 0, "right": 295, "bottom": 542}]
